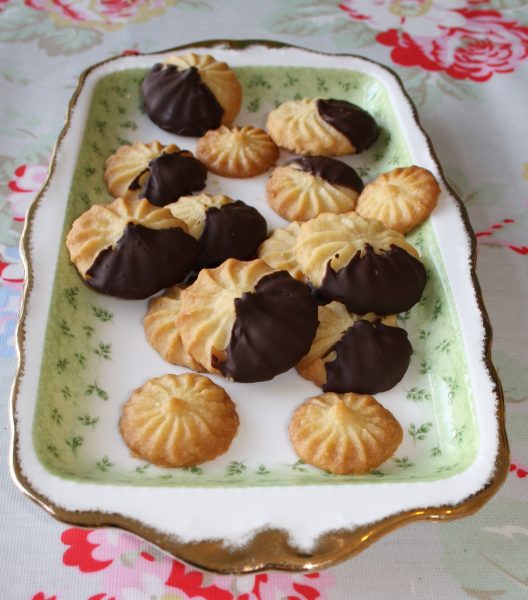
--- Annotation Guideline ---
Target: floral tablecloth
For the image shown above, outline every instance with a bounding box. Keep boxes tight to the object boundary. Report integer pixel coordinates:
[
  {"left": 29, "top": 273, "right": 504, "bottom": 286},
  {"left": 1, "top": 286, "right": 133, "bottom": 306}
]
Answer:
[{"left": 1, "top": 1, "right": 527, "bottom": 599}]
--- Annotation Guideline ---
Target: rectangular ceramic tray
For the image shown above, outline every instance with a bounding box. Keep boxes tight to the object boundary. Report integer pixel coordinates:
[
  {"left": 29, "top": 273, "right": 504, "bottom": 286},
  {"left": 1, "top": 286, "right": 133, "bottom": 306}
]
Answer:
[{"left": 11, "top": 41, "right": 508, "bottom": 573}]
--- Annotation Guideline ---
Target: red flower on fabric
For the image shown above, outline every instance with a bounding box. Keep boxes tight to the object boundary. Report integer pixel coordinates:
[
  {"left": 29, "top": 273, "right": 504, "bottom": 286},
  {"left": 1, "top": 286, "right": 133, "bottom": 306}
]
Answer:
[
  {"left": 32, "top": 594, "right": 57, "bottom": 600},
  {"left": 61, "top": 528, "right": 113, "bottom": 573},
  {"left": 430, "top": 10, "right": 528, "bottom": 82},
  {"left": 339, "top": 3, "right": 528, "bottom": 82},
  {"left": 165, "top": 559, "right": 233, "bottom": 599},
  {"left": 7, "top": 163, "right": 48, "bottom": 222},
  {"left": 476, "top": 217, "right": 528, "bottom": 255},
  {"left": 24, "top": 0, "right": 177, "bottom": 30}
]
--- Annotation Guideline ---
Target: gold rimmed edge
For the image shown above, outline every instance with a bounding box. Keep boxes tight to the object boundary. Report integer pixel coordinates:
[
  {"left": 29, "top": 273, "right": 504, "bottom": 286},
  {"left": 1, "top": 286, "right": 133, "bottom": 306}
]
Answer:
[{"left": 10, "top": 38, "right": 509, "bottom": 574}]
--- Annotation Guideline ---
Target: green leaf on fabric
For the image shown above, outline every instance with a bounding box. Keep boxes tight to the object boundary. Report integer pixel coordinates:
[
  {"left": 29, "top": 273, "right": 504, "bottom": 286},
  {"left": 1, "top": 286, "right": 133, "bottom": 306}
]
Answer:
[
  {"left": 397, "top": 68, "right": 431, "bottom": 108},
  {"left": 0, "top": 3, "right": 50, "bottom": 43},
  {"left": 436, "top": 73, "right": 483, "bottom": 102},
  {"left": 492, "top": 349, "right": 528, "bottom": 406},
  {"left": 485, "top": 0, "right": 527, "bottom": 9},
  {"left": 441, "top": 498, "right": 528, "bottom": 599},
  {"left": 268, "top": 0, "right": 376, "bottom": 47},
  {"left": 38, "top": 27, "right": 102, "bottom": 57}
]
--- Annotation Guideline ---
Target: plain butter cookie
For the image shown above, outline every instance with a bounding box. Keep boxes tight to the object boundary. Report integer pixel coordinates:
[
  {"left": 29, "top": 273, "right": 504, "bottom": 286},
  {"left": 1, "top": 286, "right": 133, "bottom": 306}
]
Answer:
[
  {"left": 120, "top": 373, "right": 239, "bottom": 467},
  {"left": 289, "top": 391, "right": 403, "bottom": 474},
  {"left": 196, "top": 125, "right": 278, "bottom": 178},
  {"left": 356, "top": 165, "right": 440, "bottom": 233}
]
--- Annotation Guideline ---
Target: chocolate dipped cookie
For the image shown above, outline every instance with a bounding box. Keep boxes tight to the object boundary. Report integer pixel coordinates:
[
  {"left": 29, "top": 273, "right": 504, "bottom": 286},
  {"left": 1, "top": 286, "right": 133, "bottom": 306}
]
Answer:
[
  {"left": 104, "top": 141, "right": 207, "bottom": 206},
  {"left": 296, "top": 212, "right": 426, "bottom": 315},
  {"left": 66, "top": 198, "right": 198, "bottom": 299},
  {"left": 266, "top": 98, "right": 379, "bottom": 156},
  {"left": 168, "top": 194, "right": 267, "bottom": 269},
  {"left": 266, "top": 155, "right": 364, "bottom": 221},
  {"left": 297, "top": 301, "right": 412, "bottom": 394},
  {"left": 176, "top": 258, "right": 318, "bottom": 382},
  {"left": 141, "top": 53, "right": 242, "bottom": 136}
]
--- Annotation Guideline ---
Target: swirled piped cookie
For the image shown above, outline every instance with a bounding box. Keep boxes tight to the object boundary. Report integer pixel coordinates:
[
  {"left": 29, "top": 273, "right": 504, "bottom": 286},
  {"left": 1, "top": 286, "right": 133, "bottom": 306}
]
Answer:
[
  {"left": 266, "top": 156, "right": 364, "bottom": 221},
  {"left": 176, "top": 258, "right": 318, "bottom": 382},
  {"left": 168, "top": 194, "right": 267, "bottom": 269},
  {"left": 296, "top": 212, "right": 426, "bottom": 314},
  {"left": 289, "top": 391, "right": 403, "bottom": 474},
  {"left": 66, "top": 198, "right": 198, "bottom": 299},
  {"left": 120, "top": 373, "right": 239, "bottom": 467},
  {"left": 296, "top": 301, "right": 412, "bottom": 394},
  {"left": 143, "top": 286, "right": 204, "bottom": 371},
  {"left": 104, "top": 141, "right": 207, "bottom": 206},
  {"left": 141, "top": 53, "right": 242, "bottom": 136},
  {"left": 196, "top": 125, "right": 278, "bottom": 178},
  {"left": 257, "top": 221, "right": 304, "bottom": 281},
  {"left": 266, "top": 98, "right": 379, "bottom": 156},
  {"left": 356, "top": 166, "right": 440, "bottom": 233}
]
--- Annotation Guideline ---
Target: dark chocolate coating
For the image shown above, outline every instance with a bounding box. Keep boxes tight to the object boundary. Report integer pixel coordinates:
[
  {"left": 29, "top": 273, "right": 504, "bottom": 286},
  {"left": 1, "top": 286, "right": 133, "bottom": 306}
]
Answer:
[
  {"left": 128, "top": 168, "right": 148, "bottom": 191},
  {"left": 139, "top": 152, "right": 207, "bottom": 206},
  {"left": 323, "top": 319, "right": 412, "bottom": 394},
  {"left": 86, "top": 222, "right": 198, "bottom": 299},
  {"left": 197, "top": 201, "right": 268, "bottom": 269},
  {"left": 141, "top": 65, "right": 224, "bottom": 136},
  {"left": 217, "top": 271, "right": 318, "bottom": 383},
  {"left": 318, "top": 244, "right": 426, "bottom": 315},
  {"left": 316, "top": 99, "right": 379, "bottom": 152},
  {"left": 288, "top": 156, "right": 364, "bottom": 193}
]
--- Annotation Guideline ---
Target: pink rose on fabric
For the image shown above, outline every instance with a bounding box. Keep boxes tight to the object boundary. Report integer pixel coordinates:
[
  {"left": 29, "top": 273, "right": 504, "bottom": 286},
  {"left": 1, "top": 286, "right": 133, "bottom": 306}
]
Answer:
[
  {"left": 24, "top": 0, "right": 177, "bottom": 30},
  {"left": 339, "top": 2, "right": 528, "bottom": 81},
  {"left": 61, "top": 528, "right": 234, "bottom": 600},
  {"left": 431, "top": 11, "right": 528, "bottom": 81},
  {"left": 213, "top": 570, "right": 335, "bottom": 600},
  {"left": 339, "top": 0, "right": 467, "bottom": 37},
  {"left": 7, "top": 164, "right": 47, "bottom": 222}
]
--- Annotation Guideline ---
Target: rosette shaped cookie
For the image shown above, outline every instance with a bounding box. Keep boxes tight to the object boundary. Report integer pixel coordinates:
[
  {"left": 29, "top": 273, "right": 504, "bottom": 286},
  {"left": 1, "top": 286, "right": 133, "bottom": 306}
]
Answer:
[
  {"left": 257, "top": 222, "right": 304, "bottom": 281},
  {"left": 297, "top": 301, "right": 412, "bottom": 394},
  {"left": 168, "top": 194, "right": 267, "bottom": 269},
  {"left": 176, "top": 258, "right": 318, "bottom": 382},
  {"left": 296, "top": 212, "right": 426, "bottom": 314},
  {"left": 196, "top": 125, "right": 278, "bottom": 178},
  {"left": 289, "top": 392, "right": 403, "bottom": 474},
  {"left": 267, "top": 156, "right": 364, "bottom": 221},
  {"left": 66, "top": 198, "right": 198, "bottom": 299},
  {"left": 104, "top": 141, "right": 207, "bottom": 206},
  {"left": 356, "top": 166, "right": 440, "bottom": 234},
  {"left": 141, "top": 53, "right": 242, "bottom": 136},
  {"left": 143, "top": 286, "right": 204, "bottom": 371},
  {"left": 266, "top": 98, "right": 379, "bottom": 156},
  {"left": 120, "top": 373, "right": 239, "bottom": 467}
]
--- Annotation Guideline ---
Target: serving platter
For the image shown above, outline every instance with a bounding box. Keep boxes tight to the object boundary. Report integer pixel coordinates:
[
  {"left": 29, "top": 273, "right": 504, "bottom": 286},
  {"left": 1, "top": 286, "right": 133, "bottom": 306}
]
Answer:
[{"left": 11, "top": 40, "right": 508, "bottom": 573}]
